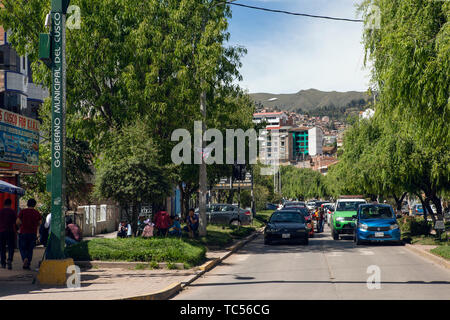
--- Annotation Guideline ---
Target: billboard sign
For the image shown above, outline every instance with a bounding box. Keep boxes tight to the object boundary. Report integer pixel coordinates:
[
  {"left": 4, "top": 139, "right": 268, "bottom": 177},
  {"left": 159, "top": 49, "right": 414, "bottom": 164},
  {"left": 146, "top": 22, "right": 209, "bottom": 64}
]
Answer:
[{"left": 0, "top": 109, "right": 40, "bottom": 173}]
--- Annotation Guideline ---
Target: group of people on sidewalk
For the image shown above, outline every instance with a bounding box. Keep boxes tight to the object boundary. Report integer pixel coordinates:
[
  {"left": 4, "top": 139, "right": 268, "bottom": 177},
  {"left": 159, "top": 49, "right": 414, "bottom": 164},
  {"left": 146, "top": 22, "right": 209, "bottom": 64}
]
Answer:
[
  {"left": 0, "top": 198, "right": 82, "bottom": 271},
  {"left": 118, "top": 208, "right": 200, "bottom": 239},
  {"left": 0, "top": 198, "right": 41, "bottom": 270}
]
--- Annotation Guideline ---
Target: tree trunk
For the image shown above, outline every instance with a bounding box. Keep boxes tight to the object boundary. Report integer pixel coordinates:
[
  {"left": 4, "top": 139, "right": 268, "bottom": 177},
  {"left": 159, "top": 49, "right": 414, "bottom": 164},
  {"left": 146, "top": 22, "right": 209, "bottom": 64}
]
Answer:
[
  {"left": 393, "top": 192, "right": 407, "bottom": 212},
  {"left": 131, "top": 202, "right": 140, "bottom": 237},
  {"left": 227, "top": 189, "right": 235, "bottom": 204}
]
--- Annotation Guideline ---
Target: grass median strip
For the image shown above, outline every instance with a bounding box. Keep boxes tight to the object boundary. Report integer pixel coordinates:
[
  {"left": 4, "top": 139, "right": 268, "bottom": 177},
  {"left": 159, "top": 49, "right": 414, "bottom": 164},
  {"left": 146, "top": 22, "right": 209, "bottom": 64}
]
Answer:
[
  {"left": 430, "top": 245, "right": 450, "bottom": 261},
  {"left": 65, "top": 222, "right": 262, "bottom": 268},
  {"left": 65, "top": 237, "right": 206, "bottom": 268}
]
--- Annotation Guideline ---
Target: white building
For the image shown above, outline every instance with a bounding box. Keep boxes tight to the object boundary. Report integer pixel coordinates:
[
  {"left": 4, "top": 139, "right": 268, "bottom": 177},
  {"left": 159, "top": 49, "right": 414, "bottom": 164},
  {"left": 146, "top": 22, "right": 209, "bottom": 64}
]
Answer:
[
  {"left": 253, "top": 112, "right": 293, "bottom": 165},
  {"left": 307, "top": 127, "right": 323, "bottom": 156}
]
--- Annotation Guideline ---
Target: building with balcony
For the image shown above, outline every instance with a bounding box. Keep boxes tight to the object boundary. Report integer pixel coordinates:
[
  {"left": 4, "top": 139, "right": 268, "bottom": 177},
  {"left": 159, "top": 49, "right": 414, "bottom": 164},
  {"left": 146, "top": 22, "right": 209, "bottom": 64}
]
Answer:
[
  {"left": 288, "top": 126, "right": 323, "bottom": 162},
  {"left": 0, "top": 26, "right": 48, "bottom": 120}
]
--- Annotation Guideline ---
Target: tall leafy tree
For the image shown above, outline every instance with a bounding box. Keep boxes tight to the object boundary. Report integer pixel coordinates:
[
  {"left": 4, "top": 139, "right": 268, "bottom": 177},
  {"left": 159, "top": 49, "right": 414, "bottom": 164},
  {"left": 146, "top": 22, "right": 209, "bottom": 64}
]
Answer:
[{"left": 358, "top": 0, "right": 449, "bottom": 219}]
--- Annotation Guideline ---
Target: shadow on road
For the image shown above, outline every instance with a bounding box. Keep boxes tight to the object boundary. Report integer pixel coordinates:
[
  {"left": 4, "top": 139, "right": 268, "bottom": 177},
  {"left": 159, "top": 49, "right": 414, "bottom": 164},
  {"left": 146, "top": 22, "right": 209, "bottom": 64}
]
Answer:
[{"left": 187, "top": 279, "right": 450, "bottom": 288}]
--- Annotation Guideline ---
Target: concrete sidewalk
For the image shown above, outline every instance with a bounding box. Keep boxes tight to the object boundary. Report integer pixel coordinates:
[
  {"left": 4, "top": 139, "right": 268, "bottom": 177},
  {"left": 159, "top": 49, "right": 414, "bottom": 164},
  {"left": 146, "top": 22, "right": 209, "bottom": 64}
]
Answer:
[{"left": 0, "top": 239, "right": 244, "bottom": 300}]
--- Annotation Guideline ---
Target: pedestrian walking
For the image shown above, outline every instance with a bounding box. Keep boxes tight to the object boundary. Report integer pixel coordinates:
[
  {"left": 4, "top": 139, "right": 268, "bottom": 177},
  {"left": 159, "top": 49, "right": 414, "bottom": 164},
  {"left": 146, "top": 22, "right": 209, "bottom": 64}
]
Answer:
[
  {"left": 0, "top": 199, "right": 17, "bottom": 270},
  {"left": 39, "top": 212, "right": 51, "bottom": 247},
  {"left": 318, "top": 207, "right": 325, "bottom": 233},
  {"left": 16, "top": 199, "right": 42, "bottom": 270}
]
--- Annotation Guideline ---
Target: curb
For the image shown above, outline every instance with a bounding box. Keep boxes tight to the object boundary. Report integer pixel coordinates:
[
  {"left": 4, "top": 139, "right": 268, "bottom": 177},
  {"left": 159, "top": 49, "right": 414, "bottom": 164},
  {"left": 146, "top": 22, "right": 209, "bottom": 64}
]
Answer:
[
  {"left": 118, "top": 228, "right": 263, "bottom": 300},
  {"left": 404, "top": 244, "right": 450, "bottom": 270},
  {"left": 122, "top": 282, "right": 182, "bottom": 300}
]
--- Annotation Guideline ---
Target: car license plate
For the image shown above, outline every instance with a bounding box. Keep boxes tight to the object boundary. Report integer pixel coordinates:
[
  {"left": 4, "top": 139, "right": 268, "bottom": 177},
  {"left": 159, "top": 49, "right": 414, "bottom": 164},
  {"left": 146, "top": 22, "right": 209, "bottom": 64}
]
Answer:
[
  {"left": 375, "top": 232, "right": 384, "bottom": 237},
  {"left": 282, "top": 233, "right": 290, "bottom": 239}
]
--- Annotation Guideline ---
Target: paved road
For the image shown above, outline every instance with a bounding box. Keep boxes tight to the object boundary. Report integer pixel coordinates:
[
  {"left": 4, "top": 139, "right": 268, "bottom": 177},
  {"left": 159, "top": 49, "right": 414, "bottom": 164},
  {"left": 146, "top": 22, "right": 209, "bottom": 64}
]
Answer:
[{"left": 174, "top": 225, "right": 450, "bottom": 300}]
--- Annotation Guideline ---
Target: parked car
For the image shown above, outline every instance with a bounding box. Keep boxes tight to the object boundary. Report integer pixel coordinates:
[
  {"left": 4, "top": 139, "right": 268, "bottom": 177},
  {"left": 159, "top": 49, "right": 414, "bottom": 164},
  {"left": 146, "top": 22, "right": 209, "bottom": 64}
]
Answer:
[
  {"left": 264, "top": 210, "right": 308, "bottom": 245},
  {"left": 266, "top": 203, "right": 278, "bottom": 210},
  {"left": 412, "top": 204, "right": 425, "bottom": 216},
  {"left": 280, "top": 206, "right": 314, "bottom": 238},
  {"left": 283, "top": 201, "right": 306, "bottom": 209},
  {"left": 195, "top": 204, "right": 252, "bottom": 226},
  {"left": 331, "top": 198, "right": 367, "bottom": 240},
  {"left": 322, "top": 203, "right": 335, "bottom": 226},
  {"left": 354, "top": 204, "right": 401, "bottom": 245},
  {"left": 306, "top": 200, "right": 317, "bottom": 211}
]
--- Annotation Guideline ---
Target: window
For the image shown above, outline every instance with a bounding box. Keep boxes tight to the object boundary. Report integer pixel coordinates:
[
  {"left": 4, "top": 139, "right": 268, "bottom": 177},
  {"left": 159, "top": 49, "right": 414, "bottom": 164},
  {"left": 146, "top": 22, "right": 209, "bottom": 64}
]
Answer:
[{"left": 99, "top": 205, "right": 107, "bottom": 222}]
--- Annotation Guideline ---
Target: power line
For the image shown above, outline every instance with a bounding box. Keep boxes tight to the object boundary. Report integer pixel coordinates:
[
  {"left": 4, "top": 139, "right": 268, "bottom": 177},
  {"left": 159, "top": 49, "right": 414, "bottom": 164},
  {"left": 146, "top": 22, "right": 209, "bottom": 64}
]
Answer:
[{"left": 226, "top": 2, "right": 364, "bottom": 23}]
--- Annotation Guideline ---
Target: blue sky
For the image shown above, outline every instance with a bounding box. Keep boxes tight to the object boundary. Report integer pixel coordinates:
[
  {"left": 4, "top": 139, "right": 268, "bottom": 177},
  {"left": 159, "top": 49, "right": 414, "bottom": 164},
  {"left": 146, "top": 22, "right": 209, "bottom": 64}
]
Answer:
[{"left": 227, "top": 0, "right": 372, "bottom": 94}]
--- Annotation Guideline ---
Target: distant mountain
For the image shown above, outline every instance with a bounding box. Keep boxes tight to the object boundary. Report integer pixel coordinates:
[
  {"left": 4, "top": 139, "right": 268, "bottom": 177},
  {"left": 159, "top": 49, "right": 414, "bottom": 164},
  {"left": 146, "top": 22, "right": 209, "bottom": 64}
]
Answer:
[{"left": 250, "top": 89, "right": 372, "bottom": 121}]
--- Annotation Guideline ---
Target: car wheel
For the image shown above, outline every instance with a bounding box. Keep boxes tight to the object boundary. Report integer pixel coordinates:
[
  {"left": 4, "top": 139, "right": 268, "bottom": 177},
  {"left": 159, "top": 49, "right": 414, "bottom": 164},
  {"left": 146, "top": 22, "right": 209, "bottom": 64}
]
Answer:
[
  {"left": 355, "top": 237, "right": 363, "bottom": 245},
  {"left": 230, "top": 220, "right": 241, "bottom": 227},
  {"left": 332, "top": 230, "right": 339, "bottom": 240}
]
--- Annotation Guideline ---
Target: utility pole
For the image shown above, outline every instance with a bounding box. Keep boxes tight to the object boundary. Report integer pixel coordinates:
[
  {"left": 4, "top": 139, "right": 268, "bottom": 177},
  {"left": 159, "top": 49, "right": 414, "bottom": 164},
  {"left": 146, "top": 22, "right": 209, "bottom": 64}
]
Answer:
[
  {"left": 39, "top": 0, "right": 70, "bottom": 260},
  {"left": 198, "top": 90, "right": 207, "bottom": 237},
  {"left": 197, "top": 0, "right": 228, "bottom": 237}
]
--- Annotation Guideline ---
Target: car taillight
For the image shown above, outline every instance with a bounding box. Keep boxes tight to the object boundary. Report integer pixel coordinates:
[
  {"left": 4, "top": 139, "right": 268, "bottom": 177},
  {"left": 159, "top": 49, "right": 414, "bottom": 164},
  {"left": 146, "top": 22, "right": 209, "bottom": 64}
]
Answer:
[{"left": 244, "top": 211, "right": 251, "bottom": 215}]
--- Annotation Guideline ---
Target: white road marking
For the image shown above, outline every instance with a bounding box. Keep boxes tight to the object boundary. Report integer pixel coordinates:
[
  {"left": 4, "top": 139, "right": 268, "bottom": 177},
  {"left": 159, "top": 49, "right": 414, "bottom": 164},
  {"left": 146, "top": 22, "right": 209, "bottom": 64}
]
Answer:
[
  {"left": 327, "top": 251, "right": 343, "bottom": 257},
  {"left": 232, "top": 255, "right": 250, "bottom": 262},
  {"left": 359, "top": 249, "right": 375, "bottom": 256}
]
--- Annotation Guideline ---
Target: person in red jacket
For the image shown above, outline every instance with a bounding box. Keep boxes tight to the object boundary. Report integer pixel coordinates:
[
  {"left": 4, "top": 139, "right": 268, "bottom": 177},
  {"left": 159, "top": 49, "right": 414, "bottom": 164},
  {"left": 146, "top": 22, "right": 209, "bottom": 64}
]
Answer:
[
  {"left": 154, "top": 209, "right": 171, "bottom": 237},
  {"left": 16, "top": 199, "right": 41, "bottom": 270}
]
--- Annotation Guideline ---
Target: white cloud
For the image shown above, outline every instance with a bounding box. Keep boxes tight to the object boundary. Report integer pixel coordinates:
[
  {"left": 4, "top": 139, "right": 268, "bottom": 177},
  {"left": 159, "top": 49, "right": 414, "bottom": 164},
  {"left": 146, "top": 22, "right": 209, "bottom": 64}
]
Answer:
[{"left": 231, "top": 0, "right": 372, "bottom": 93}]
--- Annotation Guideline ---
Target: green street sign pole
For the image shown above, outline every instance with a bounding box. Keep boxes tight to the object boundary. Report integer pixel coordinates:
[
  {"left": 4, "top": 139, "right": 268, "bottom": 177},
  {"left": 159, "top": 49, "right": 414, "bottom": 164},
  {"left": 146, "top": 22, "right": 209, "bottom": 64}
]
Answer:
[{"left": 46, "top": 0, "right": 70, "bottom": 260}]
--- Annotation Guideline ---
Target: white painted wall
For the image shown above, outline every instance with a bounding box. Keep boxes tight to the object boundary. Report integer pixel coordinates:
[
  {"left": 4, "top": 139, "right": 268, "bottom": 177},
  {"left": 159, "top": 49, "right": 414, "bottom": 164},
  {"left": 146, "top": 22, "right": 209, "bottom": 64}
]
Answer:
[{"left": 308, "top": 127, "right": 323, "bottom": 156}]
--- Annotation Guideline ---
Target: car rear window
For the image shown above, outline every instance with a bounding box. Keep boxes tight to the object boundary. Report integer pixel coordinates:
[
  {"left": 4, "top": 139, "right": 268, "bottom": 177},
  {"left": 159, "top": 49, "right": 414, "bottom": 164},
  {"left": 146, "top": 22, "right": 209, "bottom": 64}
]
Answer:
[
  {"left": 270, "top": 212, "right": 305, "bottom": 223},
  {"left": 336, "top": 201, "right": 365, "bottom": 211}
]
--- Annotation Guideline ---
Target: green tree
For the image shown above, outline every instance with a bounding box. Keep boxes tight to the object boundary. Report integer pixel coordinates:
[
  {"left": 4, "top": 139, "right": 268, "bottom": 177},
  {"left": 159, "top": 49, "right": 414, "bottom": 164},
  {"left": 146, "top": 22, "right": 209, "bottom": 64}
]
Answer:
[
  {"left": 358, "top": 0, "right": 449, "bottom": 219},
  {"left": 94, "top": 120, "right": 173, "bottom": 233}
]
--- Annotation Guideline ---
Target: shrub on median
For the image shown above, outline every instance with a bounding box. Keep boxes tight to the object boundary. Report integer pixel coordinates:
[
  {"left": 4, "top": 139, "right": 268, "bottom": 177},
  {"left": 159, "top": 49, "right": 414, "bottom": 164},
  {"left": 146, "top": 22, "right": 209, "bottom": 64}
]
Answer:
[
  {"left": 397, "top": 216, "right": 431, "bottom": 236},
  {"left": 65, "top": 237, "right": 206, "bottom": 268}
]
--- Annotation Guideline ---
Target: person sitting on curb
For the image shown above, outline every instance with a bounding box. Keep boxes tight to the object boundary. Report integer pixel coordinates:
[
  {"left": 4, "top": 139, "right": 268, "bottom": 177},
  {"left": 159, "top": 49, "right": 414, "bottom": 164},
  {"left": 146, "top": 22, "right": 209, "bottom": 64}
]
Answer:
[
  {"left": 136, "top": 215, "right": 146, "bottom": 237},
  {"left": 65, "top": 217, "right": 82, "bottom": 247},
  {"left": 154, "top": 209, "right": 171, "bottom": 237},
  {"left": 168, "top": 215, "right": 182, "bottom": 237},
  {"left": 183, "top": 209, "right": 199, "bottom": 238},
  {"left": 142, "top": 219, "right": 154, "bottom": 238},
  {"left": 117, "top": 220, "right": 131, "bottom": 238}
]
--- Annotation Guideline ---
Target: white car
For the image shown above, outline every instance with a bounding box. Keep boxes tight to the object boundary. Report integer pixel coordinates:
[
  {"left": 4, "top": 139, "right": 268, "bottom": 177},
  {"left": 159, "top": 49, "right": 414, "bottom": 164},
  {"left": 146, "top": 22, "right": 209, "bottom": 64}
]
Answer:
[{"left": 322, "top": 203, "right": 335, "bottom": 226}]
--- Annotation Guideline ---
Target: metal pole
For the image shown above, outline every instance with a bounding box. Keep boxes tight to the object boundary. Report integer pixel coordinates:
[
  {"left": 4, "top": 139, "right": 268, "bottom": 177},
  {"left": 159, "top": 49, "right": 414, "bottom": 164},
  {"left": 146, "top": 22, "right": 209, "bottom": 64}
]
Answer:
[
  {"left": 46, "top": 0, "right": 69, "bottom": 260},
  {"left": 198, "top": 91, "right": 207, "bottom": 237}
]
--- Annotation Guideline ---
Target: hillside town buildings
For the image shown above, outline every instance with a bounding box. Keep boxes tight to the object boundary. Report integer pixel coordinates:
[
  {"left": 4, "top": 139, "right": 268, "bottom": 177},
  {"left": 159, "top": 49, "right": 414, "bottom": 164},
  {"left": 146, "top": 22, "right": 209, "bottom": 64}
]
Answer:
[{"left": 253, "top": 108, "right": 344, "bottom": 175}]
